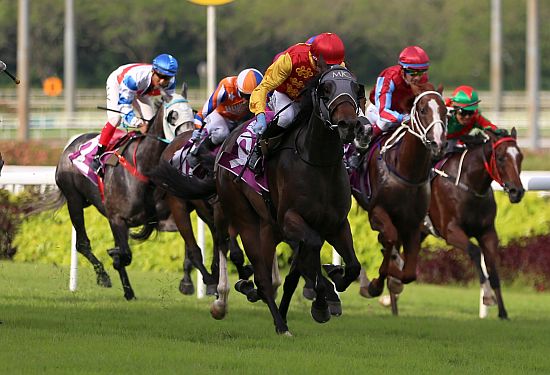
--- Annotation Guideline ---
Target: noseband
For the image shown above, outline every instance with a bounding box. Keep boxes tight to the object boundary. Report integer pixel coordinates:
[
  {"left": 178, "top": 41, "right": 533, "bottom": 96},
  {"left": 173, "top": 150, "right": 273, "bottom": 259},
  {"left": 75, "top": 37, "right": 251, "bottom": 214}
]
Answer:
[
  {"left": 315, "top": 67, "right": 359, "bottom": 129},
  {"left": 381, "top": 90, "right": 445, "bottom": 154},
  {"left": 483, "top": 136, "right": 518, "bottom": 190}
]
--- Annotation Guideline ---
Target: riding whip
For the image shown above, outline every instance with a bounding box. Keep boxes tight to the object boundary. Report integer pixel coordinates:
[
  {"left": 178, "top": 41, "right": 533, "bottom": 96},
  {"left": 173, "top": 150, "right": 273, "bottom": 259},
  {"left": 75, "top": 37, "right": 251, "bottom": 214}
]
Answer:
[
  {"left": 0, "top": 60, "right": 20, "bottom": 84},
  {"left": 96, "top": 106, "right": 150, "bottom": 123}
]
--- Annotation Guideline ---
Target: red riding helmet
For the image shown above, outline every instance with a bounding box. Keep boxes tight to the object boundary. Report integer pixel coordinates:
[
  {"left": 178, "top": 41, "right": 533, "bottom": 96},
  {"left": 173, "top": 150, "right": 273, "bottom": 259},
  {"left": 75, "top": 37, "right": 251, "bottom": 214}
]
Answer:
[
  {"left": 310, "top": 32, "right": 345, "bottom": 65},
  {"left": 398, "top": 46, "right": 430, "bottom": 70}
]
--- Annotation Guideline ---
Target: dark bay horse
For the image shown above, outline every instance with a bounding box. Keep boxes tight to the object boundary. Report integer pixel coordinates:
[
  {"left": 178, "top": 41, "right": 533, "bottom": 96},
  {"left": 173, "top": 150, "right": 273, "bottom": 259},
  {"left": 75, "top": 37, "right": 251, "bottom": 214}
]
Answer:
[
  {"left": 36, "top": 93, "right": 194, "bottom": 300},
  {"left": 422, "top": 128, "right": 524, "bottom": 319},
  {"left": 212, "top": 66, "right": 363, "bottom": 335},
  {"left": 356, "top": 83, "right": 447, "bottom": 315}
]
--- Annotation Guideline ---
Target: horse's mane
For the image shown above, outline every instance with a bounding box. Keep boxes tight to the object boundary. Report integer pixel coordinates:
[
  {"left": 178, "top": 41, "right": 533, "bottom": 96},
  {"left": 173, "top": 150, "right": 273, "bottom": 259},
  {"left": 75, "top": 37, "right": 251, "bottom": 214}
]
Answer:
[
  {"left": 287, "top": 71, "right": 321, "bottom": 128},
  {"left": 410, "top": 81, "right": 436, "bottom": 96},
  {"left": 459, "top": 134, "right": 488, "bottom": 147}
]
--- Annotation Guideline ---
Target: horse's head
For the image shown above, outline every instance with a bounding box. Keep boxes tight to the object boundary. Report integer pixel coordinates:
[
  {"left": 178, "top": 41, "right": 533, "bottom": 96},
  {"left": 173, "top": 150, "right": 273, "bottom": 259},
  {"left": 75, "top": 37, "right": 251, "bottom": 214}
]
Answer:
[
  {"left": 485, "top": 127, "right": 525, "bottom": 203},
  {"left": 315, "top": 66, "right": 362, "bottom": 144},
  {"left": 162, "top": 93, "right": 195, "bottom": 141},
  {"left": 410, "top": 84, "right": 447, "bottom": 159}
]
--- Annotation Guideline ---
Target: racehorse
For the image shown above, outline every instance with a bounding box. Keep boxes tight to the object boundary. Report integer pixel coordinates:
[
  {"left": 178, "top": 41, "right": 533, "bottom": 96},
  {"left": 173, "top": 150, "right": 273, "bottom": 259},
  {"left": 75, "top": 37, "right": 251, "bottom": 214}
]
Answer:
[
  {"left": 212, "top": 65, "right": 363, "bottom": 335},
  {"left": 422, "top": 128, "right": 524, "bottom": 319},
  {"left": 355, "top": 82, "right": 447, "bottom": 315},
  {"left": 151, "top": 130, "right": 254, "bottom": 295},
  {"left": 33, "top": 92, "right": 194, "bottom": 300}
]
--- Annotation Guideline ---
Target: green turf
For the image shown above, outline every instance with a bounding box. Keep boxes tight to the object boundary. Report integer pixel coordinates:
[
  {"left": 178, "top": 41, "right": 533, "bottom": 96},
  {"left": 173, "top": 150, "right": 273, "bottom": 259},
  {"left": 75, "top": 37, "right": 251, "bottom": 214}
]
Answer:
[{"left": 1, "top": 261, "right": 549, "bottom": 375}]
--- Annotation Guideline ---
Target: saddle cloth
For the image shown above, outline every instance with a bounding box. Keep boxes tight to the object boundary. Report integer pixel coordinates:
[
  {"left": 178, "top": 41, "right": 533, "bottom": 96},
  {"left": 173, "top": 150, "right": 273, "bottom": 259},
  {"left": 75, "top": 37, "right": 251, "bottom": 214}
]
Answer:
[
  {"left": 217, "top": 112, "right": 275, "bottom": 195},
  {"left": 68, "top": 129, "right": 128, "bottom": 186}
]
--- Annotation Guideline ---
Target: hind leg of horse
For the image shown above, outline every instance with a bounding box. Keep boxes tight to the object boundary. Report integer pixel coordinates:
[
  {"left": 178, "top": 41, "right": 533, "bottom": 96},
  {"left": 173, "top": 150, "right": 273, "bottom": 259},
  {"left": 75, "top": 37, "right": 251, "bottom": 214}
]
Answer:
[
  {"left": 478, "top": 229, "right": 508, "bottom": 319},
  {"left": 168, "top": 195, "right": 216, "bottom": 289},
  {"left": 360, "top": 207, "right": 397, "bottom": 297},
  {"left": 180, "top": 255, "right": 195, "bottom": 295},
  {"left": 65, "top": 197, "right": 111, "bottom": 287},
  {"left": 107, "top": 218, "right": 135, "bottom": 300}
]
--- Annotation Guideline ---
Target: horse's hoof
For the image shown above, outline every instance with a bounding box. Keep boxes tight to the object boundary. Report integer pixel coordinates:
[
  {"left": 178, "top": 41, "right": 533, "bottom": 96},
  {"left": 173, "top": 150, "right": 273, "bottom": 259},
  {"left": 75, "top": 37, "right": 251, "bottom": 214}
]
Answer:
[
  {"left": 179, "top": 280, "right": 195, "bottom": 295},
  {"left": 323, "top": 264, "right": 344, "bottom": 278},
  {"left": 302, "top": 287, "right": 316, "bottom": 301},
  {"left": 359, "top": 286, "right": 373, "bottom": 298},
  {"left": 327, "top": 300, "right": 342, "bottom": 316},
  {"left": 367, "top": 281, "right": 383, "bottom": 297},
  {"left": 97, "top": 272, "right": 112, "bottom": 288},
  {"left": 277, "top": 330, "right": 293, "bottom": 337},
  {"left": 311, "top": 303, "right": 331, "bottom": 323},
  {"left": 483, "top": 295, "right": 497, "bottom": 306},
  {"left": 378, "top": 295, "right": 392, "bottom": 307},
  {"left": 206, "top": 284, "right": 218, "bottom": 296},
  {"left": 210, "top": 300, "right": 227, "bottom": 320},
  {"left": 240, "top": 265, "right": 254, "bottom": 280},
  {"left": 387, "top": 277, "right": 404, "bottom": 294},
  {"left": 124, "top": 292, "right": 136, "bottom": 301}
]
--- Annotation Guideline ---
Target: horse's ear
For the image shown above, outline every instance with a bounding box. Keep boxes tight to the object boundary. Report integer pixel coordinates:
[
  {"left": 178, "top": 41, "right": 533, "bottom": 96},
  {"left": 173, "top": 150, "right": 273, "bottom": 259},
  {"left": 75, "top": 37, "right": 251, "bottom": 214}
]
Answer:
[
  {"left": 437, "top": 83, "right": 444, "bottom": 95},
  {"left": 317, "top": 55, "right": 328, "bottom": 73},
  {"left": 511, "top": 127, "right": 517, "bottom": 139},
  {"left": 180, "top": 82, "right": 188, "bottom": 98}
]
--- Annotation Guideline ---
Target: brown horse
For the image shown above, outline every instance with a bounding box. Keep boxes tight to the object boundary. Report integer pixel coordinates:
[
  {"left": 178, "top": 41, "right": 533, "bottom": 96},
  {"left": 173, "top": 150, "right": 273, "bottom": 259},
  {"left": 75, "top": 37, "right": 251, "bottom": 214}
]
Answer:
[
  {"left": 422, "top": 128, "right": 524, "bottom": 319},
  {"left": 356, "top": 83, "right": 447, "bottom": 314},
  {"left": 212, "top": 66, "right": 363, "bottom": 335}
]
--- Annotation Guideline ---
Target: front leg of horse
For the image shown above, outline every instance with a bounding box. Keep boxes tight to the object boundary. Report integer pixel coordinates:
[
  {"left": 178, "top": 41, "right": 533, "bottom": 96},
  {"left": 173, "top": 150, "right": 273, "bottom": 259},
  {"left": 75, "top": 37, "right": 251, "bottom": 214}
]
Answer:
[
  {"left": 323, "top": 220, "right": 360, "bottom": 293},
  {"left": 228, "top": 236, "right": 254, "bottom": 280},
  {"left": 76, "top": 236, "right": 112, "bottom": 288},
  {"left": 479, "top": 231, "right": 508, "bottom": 320},
  {"left": 279, "top": 256, "right": 302, "bottom": 323},
  {"left": 108, "top": 247, "right": 135, "bottom": 300}
]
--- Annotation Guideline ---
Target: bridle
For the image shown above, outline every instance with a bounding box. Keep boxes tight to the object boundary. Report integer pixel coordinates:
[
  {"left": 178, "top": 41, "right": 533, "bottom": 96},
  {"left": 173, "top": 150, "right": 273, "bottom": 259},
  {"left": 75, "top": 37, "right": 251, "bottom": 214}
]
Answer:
[
  {"left": 482, "top": 136, "right": 518, "bottom": 191},
  {"left": 314, "top": 67, "right": 360, "bottom": 130},
  {"left": 381, "top": 90, "right": 445, "bottom": 155}
]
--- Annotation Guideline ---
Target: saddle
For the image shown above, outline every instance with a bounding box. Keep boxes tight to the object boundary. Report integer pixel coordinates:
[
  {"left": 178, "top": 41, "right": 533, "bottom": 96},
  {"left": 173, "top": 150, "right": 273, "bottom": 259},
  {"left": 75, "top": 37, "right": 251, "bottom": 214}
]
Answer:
[{"left": 103, "top": 131, "right": 143, "bottom": 167}]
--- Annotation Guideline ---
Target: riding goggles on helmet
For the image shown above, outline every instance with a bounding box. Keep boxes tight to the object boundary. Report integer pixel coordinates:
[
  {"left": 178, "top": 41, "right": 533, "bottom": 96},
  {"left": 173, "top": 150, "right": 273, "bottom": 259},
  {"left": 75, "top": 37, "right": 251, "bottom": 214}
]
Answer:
[
  {"left": 404, "top": 69, "right": 427, "bottom": 77},
  {"left": 456, "top": 108, "right": 475, "bottom": 116}
]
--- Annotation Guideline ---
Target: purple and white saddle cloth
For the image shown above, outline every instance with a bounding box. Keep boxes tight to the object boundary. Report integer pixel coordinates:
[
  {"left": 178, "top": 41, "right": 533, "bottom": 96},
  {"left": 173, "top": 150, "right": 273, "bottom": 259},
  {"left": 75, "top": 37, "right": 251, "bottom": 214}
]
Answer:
[{"left": 217, "top": 112, "right": 275, "bottom": 194}]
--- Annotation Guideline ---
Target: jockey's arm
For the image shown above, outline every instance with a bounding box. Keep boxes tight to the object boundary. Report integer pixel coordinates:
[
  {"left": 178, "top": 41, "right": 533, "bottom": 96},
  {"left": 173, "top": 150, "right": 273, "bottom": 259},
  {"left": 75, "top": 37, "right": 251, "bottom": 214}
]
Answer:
[
  {"left": 476, "top": 113, "right": 498, "bottom": 131},
  {"left": 374, "top": 77, "right": 406, "bottom": 124},
  {"left": 118, "top": 83, "right": 141, "bottom": 128},
  {"left": 194, "top": 80, "right": 228, "bottom": 129},
  {"left": 249, "top": 53, "right": 292, "bottom": 116}
]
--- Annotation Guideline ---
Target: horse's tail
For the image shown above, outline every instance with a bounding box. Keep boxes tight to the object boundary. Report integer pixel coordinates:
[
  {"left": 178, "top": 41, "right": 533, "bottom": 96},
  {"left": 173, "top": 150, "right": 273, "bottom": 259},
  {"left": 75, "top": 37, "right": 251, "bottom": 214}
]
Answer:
[
  {"left": 25, "top": 188, "right": 67, "bottom": 216},
  {"left": 129, "top": 221, "right": 157, "bottom": 242},
  {"left": 148, "top": 159, "right": 216, "bottom": 200}
]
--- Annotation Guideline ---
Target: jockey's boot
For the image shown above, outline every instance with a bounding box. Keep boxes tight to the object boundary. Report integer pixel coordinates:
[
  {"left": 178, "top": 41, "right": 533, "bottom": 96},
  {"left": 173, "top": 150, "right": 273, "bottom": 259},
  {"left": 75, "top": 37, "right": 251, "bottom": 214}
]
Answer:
[
  {"left": 248, "top": 121, "right": 284, "bottom": 175},
  {"left": 90, "top": 144, "right": 105, "bottom": 176}
]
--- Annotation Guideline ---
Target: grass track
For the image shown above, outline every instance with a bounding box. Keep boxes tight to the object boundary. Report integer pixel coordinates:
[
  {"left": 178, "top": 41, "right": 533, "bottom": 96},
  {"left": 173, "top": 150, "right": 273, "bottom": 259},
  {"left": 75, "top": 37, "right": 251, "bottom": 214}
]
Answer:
[{"left": 1, "top": 261, "right": 550, "bottom": 375}]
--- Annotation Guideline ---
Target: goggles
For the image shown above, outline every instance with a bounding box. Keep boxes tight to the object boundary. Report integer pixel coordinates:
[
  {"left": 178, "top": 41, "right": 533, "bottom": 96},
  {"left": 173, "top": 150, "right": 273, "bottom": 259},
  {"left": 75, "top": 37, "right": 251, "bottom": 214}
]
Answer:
[
  {"left": 404, "top": 69, "right": 427, "bottom": 77},
  {"left": 154, "top": 70, "right": 172, "bottom": 81},
  {"left": 456, "top": 108, "right": 475, "bottom": 117}
]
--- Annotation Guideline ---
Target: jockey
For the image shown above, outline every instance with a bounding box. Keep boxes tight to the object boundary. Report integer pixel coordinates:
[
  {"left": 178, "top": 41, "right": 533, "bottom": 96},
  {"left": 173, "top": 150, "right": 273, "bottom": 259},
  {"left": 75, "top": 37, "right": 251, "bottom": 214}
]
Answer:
[
  {"left": 247, "top": 32, "right": 346, "bottom": 171},
  {"left": 445, "top": 85, "right": 501, "bottom": 152},
  {"left": 187, "top": 68, "right": 263, "bottom": 167},
  {"left": 90, "top": 53, "right": 178, "bottom": 174},
  {"left": 365, "top": 45, "right": 430, "bottom": 142}
]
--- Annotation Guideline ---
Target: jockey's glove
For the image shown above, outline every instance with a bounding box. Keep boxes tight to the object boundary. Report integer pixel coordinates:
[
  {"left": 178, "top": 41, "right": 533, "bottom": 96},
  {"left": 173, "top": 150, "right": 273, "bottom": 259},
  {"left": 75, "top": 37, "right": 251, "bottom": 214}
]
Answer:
[
  {"left": 252, "top": 113, "right": 267, "bottom": 135},
  {"left": 401, "top": 114, "right": 411, "bottom": 124},
  {"left": 192, "top": 129, "right": 203, "bottom": 141}
]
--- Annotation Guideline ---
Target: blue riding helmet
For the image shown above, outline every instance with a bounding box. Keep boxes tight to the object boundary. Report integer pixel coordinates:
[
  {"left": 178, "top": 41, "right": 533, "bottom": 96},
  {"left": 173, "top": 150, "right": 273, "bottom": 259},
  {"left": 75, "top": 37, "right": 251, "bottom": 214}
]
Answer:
[{"left": 152, "top": 54, "right": 178, "bottom": 77}]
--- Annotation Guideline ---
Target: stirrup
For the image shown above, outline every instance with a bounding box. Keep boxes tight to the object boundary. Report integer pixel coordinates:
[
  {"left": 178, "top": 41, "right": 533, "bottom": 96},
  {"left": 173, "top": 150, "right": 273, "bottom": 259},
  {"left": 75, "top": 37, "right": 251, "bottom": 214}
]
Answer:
[{"left": 248, "top": 147, "right": 263, "bottom": 175}]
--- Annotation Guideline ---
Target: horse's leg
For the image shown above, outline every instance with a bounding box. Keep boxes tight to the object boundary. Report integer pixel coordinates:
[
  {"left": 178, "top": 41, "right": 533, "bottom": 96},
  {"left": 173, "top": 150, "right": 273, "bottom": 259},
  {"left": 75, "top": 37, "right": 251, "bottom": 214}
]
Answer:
[
  {"left": 323, "top": 219, "right": 361, "bottom": 292},
  {"left": 210, "top": 248, "right": 229, "bottom": 320},
  {"left": 65, "top": 196, "right": 111, "bottom": 287},
  {"left": 272, "top": 252, "right": 282, "bottom": 298},
  {"left": 244, "top": 224, "right": 290, "bottom": 334},
  {"left": 282, "top": 209, "right": 330, "bottom": 324},
  {"left": 279, "top": 246, "right": 302, "bottom": 323},
  {"left": 478, "top": 229, "right": 508, "bottom": 319},
  {"left": 228, "top": 235, "right": 254, "bottom": 280},
  {"left": 168, "top": 196, "right": 216, "bottom": 292},
  {"left": 107, "top": 217, "right": 135, "bottom": 300},
  {"left": 180, "top": 255, "right": 195, "bottom": 295}
]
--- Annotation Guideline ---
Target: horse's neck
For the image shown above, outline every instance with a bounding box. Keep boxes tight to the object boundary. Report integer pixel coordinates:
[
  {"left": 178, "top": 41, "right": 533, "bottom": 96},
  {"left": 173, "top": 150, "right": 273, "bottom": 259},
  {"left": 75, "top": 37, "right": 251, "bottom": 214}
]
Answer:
[
  {"left": 297, "top": 114, "right": 342, "bottom": 166},
  {"left": 388, "top": 131, "right": 431, "bottom": 181},
  {"left": 133, "top": 111, "right": 166, "bottom": 165},
  {"left": 455, "top": 145, "right": 493, "bottom": 192}
]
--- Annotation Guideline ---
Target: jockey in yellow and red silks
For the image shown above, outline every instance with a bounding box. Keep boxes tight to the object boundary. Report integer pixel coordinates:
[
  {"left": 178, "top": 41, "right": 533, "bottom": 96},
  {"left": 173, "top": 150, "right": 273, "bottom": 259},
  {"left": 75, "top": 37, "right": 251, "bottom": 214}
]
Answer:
[{"left": 248, "top": 32, "right": 346, "bottom": 136}]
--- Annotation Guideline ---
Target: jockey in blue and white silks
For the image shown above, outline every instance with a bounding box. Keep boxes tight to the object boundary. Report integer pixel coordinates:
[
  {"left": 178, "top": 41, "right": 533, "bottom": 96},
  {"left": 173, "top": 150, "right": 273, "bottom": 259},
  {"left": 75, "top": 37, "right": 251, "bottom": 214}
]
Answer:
[{"left": 90, "top": 54, "right": 178, "bottom": 174}]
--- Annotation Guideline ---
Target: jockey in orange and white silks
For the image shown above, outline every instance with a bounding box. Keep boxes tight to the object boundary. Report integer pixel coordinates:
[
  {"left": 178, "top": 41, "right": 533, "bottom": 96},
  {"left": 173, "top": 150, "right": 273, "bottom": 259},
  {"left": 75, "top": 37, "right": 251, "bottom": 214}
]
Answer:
[
  {"left": 249, "top": 32, "right": 346, "bottom": 135},
  {"left": 365, "top": 45, "right": 430, "bottom": 139},
  {"left": 91, "top": 54, "right": 178, "bottom": 173},
  {"left": 192, "top": 68, "right": 263, "bottom": 145}
]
